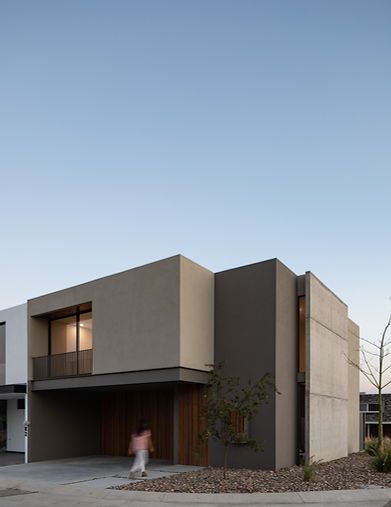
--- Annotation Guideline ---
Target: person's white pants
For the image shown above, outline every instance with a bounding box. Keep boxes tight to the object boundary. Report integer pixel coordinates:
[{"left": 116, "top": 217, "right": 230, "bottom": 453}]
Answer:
[{"left": 130, "top": 450, "right": 148, "bottom": 473}]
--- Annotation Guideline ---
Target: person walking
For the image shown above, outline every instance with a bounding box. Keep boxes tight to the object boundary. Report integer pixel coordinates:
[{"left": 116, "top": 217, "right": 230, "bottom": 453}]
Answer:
[{"left": 128, "top": 420, "right": 154, "bottom": 478}]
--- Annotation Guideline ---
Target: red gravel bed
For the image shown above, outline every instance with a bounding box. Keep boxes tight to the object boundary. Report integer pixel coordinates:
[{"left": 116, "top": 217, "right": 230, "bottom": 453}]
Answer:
[{"left": 115, "top": 453, "right": 391, "bottom": 493}]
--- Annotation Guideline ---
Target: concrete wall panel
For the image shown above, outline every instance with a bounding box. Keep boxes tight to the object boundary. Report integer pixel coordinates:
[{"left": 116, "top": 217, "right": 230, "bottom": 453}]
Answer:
[
  {"left": 306, "top": 273, "right": 350, "bottom": 462},
  {"left": 348, "top": 319, "right": 360, "bottom": 453}
]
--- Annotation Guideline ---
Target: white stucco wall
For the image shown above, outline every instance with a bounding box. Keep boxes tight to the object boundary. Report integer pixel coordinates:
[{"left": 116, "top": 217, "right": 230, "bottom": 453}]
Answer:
[
  {"left": 7, "top": 399, "right": 25, "bottom": 452},
  {"left": 305, "top": 273, "right": 350, "bottom": 462},
  {"left": 0, "top": 304, "right": 28, "bottom": 384}
]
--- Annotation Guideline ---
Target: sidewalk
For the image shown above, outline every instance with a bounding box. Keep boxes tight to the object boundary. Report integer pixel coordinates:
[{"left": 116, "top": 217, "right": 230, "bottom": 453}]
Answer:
[{"left": 0, "top": 477, "right": 390, "bottom": 507}]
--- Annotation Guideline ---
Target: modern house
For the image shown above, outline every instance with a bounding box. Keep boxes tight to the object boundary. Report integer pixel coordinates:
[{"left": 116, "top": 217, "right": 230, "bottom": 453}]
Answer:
[
  {"left": 360, "top": 393, "right": 391, "bottom": 440},
  {"left": 1, "top": 255, "right": 360, "bottom": 469}
]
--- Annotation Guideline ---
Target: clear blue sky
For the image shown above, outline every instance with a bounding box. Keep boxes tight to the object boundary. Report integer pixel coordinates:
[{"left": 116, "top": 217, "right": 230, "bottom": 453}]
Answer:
[{"left": 1, "top": 1, "right": 390, "bottom": 385}]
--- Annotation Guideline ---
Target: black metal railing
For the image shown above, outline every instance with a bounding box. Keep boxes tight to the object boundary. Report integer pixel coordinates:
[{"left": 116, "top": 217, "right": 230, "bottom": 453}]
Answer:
[{"left": 32, "top": 349, "right": 92, "bottom": 380}]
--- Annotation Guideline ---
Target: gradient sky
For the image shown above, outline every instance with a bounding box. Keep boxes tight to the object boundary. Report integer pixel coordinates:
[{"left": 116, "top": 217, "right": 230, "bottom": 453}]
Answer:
[{"left": 0, "top": 1, "right": 390, "bottom": 391}]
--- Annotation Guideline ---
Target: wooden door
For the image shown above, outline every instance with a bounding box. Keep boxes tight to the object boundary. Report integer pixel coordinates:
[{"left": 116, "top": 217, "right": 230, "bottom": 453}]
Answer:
[
  {"left": 178, "top": 384, "right": 208, "bottom": 466},
  {"left": 101, "top": 389, "right": 173, "bottom": 460}
]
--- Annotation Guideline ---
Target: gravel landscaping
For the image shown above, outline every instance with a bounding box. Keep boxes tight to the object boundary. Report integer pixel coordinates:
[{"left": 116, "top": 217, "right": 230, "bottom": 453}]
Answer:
[{"left": 116, "top": 453, "right": 391, "bottom": 493}]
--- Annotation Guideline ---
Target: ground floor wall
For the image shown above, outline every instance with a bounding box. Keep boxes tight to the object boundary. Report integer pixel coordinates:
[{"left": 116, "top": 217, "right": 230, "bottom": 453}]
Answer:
[
  {"left": 7, "top": 399, "right": 25, "bottom": 452},
  {"left": 28, "top": 390, "right": 101, "bottom": 462}
]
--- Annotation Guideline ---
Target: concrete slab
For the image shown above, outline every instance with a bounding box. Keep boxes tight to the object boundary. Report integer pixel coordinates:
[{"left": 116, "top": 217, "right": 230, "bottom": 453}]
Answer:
[{"left": 0, "top": 456, "right": 200, "bottom": 490}]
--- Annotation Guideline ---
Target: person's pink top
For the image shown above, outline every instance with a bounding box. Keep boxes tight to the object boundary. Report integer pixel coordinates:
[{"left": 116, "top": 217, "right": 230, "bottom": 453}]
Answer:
[{"left": 132, "top": 430, "right": 151, "bottom": 452}]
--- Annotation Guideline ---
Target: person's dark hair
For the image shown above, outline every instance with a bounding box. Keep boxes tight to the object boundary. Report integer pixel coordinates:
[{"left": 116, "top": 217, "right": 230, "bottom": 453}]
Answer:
[{"left": 136, "top": 420, "right": 148, "bottom": 435}]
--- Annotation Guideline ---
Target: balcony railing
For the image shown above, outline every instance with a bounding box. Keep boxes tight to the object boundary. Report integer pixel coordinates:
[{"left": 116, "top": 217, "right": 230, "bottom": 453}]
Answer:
[{"left": 32, "top": 349, "right": 92, "bottom": 380}]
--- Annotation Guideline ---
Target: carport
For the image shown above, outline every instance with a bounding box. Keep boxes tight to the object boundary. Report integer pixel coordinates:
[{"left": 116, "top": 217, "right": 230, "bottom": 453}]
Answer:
[{"left": 28, "top": 378, "right": 207, "bottom": 466}]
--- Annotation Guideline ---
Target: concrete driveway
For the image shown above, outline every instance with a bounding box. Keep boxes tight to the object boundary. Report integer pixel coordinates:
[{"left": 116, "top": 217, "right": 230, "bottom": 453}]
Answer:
[{"left": 0, "top": 455, "right": 199, "bottom": 489}]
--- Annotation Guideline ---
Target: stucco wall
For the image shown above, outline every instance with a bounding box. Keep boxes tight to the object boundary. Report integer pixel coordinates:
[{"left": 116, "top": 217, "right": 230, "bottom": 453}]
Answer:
[
  {"left": 305, "top": 273, "right": 349, "bottom": 462},
  {"left": 179, "top": 257, "right": 214, "bottom": 372},
  {"left": 0, "top": 304, "right": 27, "bottom": 385},
  {"left": 212, "top": 259, "right": 278, "bottom": 469},
  {"left": 29, "top": 255, "right": 215, "bottom": 379},
  {"left": 28, "top": 390, "right": 101, "bottom": 461},
  {"left": 348, "top": 318, "right": 360, "bottom": 453},
  {"left": 28, "top": 257, "right": 181, "bottom": 377}
]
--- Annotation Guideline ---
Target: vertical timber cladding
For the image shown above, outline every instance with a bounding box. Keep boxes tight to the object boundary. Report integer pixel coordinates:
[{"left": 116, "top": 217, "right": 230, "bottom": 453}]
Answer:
[
  {"left": 178, "top": 384, "right": 208, "bottom": 466},
  {"left": 101, "top": 389, "right": 173, "bottom": 460}
]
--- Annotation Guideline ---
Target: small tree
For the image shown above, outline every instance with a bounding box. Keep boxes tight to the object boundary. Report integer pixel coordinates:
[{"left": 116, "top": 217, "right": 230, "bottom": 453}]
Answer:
[
  {"left": 349, "top": 313, "right": 391, "bottom": 454},
  {"left": 200, "top": 364, "right": 275, "bottom": 478}
]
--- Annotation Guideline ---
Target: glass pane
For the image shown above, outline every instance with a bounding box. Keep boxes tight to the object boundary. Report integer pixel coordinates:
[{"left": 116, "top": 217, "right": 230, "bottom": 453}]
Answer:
[
  {"left": 51, "top": 315, "right": 77, "bottom": 354},
  {"left": 79, "top": 312, "right": 92, "bottom": 351}
]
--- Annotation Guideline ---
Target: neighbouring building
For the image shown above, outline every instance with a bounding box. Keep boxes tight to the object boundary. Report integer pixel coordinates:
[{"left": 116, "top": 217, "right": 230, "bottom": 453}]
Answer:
[
  {"left": 360, "top": 393, "right": 391, "bottom": 441},
  {"left": 0, "top": 304, "right": 27, "bottom": 458},
  {"left": 1, "top": 256, "right": 360, "bottom": 469}
]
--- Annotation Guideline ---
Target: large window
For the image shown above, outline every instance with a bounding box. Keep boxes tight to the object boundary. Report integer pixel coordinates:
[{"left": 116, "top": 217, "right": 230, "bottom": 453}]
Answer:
[{"left": 50, "top": 311, "right": 92, "bottom": 355}]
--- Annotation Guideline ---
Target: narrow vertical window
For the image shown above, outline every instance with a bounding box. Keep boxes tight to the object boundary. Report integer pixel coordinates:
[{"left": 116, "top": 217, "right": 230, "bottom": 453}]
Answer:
[{"left": 299, "top": 296, "right": 306, "bottom": 373}]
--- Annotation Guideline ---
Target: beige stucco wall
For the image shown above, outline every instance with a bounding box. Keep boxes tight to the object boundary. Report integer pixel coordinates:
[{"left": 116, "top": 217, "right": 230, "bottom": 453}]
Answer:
[
  {"left": 29, "top": 257, "right": 181, "bottom": 378},
  {"left": 305, "top": 272, "right": 349, "bottom": 462},
  {"left": 179, "top": 257, "right": 214, "bottom": 371},
  {"left": 348, "top": 318, "right": 360, "bottom": 453},
  {"left": 28, "top": 255, "right": 215, "bottom": 379}
]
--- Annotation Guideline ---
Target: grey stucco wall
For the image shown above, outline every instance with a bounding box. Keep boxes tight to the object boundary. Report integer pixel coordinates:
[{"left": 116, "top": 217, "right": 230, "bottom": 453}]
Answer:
[
  {"left": 275, "top": 261, "right": 298, "bottom": 469},
  {"left": 305, "top": 272, "right": 349, "bottom": 462},
  {"left": 348, "top": 318, "right": 360, "bottom": 453},
  {"left": 211, "top": 259, "right": 278, "bottom": 469},
  {"left": 28, "top": 390, "right": 101, "bottom": 462}
]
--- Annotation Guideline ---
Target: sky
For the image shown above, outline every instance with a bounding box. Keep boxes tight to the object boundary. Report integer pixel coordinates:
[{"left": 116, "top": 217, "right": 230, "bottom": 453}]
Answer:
[{"left": 0, "top": 1, "right": 390, "bottom": 390}]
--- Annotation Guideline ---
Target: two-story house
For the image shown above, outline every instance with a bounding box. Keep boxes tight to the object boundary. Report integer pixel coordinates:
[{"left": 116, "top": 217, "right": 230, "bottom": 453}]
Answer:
[{"left": 2, "top": 255, "right": 360, "bottom": 469}]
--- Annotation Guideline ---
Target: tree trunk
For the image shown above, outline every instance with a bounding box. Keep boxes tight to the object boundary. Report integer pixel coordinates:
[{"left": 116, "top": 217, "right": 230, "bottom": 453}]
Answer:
[
  {"left": 378, "top": 387, "right": 384, "bottom": 454},
  {"left": 223, "top": 445, "right": 228, "bottom": 479}
]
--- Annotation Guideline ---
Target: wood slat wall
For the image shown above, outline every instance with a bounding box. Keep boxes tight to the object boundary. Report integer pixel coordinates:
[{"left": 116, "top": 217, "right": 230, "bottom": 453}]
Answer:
[
  {"left": 101, "top": 389, "right": 174, "bottom": 460},
  {"left": 178, "top": 384, "right": 208, "bottom": 466}
]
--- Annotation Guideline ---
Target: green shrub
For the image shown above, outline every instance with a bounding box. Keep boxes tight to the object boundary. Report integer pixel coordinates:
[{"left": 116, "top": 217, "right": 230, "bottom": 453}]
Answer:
[
  {"left": 302, "top": 461, "right": 319, "bottom": 482},
  {"left": 373, "top": 448, "right": 391, "bottom": 473},
  {"left": 365, "top": 437, "right": 391, "bottom": 457},
  {"left": 365, "top": 438, "right": 379, "bottom": 456}
]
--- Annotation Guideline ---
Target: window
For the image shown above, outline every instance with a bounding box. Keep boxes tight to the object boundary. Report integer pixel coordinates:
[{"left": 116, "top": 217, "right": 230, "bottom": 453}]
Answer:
[
  {"left": 230, "top": 410, "right": 249, "bottom": 444},
  {"left": 360, "top": 402, "right": 381, "bottom": 413},
  {"left": 50, "top": 311, "right": 92, "bottom": 355},
  {"left": 17, "top": 399, "right": 25, "bottom": 410}
]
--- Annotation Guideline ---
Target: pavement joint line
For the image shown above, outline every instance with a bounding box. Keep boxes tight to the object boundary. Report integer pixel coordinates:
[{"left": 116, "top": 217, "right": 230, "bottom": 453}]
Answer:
[{"left": 60, "top": 474, "right": 126, "bottom": 485}]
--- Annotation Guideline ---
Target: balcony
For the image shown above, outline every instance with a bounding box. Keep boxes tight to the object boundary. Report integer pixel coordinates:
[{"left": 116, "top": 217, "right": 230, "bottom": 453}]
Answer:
[{"left": 32, "top": 349, "right": 92, "bottom": 380}]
